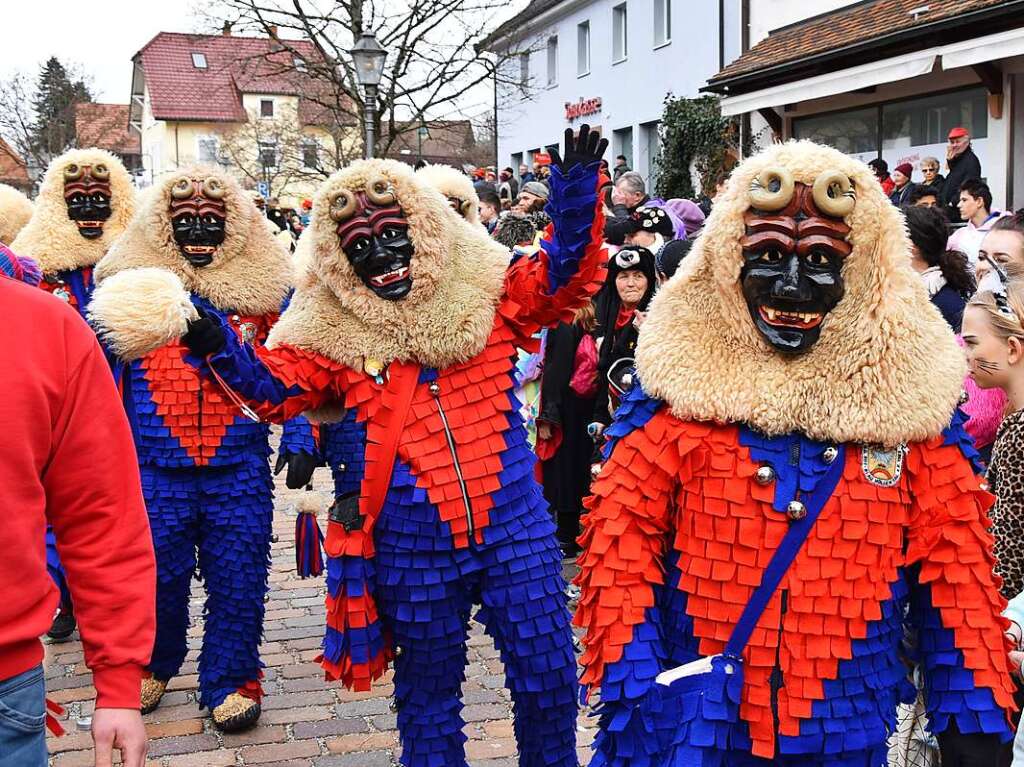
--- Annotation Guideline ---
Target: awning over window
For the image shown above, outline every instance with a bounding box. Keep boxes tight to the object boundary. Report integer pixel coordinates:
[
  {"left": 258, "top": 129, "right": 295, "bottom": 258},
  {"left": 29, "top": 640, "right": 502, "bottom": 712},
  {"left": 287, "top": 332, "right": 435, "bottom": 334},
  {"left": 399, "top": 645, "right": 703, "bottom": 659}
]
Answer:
[
  {"left": 718, "top": 49, "right": 938, "bottom": 117},
  {"left": 940, "top": 27, "right": 1024, "bottom": 70}
]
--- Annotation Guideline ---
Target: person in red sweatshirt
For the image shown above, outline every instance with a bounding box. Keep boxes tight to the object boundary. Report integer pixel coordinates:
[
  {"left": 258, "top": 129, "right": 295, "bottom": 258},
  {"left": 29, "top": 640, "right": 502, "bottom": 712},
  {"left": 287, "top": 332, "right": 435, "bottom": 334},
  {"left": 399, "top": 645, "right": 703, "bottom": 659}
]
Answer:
[{"left": 0, "top": 250, "right": 156, "bottom": 767}]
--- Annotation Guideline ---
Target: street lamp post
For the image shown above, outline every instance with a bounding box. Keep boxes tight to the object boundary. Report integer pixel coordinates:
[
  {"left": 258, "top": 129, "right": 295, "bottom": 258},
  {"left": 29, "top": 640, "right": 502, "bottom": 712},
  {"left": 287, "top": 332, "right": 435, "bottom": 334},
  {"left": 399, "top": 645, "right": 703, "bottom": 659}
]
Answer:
[{"left": 349, "top": 32, "right": 389, "bottom": 160}]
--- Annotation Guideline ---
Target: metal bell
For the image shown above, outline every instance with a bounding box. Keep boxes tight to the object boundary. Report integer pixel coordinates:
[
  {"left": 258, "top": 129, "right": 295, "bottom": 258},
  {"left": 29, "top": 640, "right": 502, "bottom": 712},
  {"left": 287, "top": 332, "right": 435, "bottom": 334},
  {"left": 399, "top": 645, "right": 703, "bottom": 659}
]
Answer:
[
  {"left": 787, "top": 500, "right": 807, "bottom": 520},
  {"left": 755, "top": 465, "right": 775, "bottom": 485},
  {"left": 428, "top": 382, "right": 441, "bottom": 395},
  {"left": 822, "top": 447, "right": 839, "bottom": 465}
]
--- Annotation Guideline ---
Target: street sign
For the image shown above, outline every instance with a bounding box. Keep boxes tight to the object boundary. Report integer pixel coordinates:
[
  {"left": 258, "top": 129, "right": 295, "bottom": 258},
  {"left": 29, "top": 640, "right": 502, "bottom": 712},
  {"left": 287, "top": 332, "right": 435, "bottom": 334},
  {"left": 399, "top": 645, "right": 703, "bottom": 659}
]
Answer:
[{"left": 257, "top": 181, "right": 270, "bottom": 197}]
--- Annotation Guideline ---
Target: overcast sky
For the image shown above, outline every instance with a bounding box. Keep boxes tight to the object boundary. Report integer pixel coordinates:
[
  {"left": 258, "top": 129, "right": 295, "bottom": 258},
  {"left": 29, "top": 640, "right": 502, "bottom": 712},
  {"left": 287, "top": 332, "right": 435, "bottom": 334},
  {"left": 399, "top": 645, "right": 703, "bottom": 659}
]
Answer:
[{"left": 0, "top": 1, "right": 221, "bottom": 102}]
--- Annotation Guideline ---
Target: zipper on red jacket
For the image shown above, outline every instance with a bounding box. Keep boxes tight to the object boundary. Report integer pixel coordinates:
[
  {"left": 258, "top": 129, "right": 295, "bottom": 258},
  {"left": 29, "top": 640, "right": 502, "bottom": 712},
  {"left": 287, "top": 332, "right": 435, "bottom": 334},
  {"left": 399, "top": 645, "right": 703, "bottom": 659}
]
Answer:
[{"left": 428, "top": 381, "right": 474, "bottom": 541}]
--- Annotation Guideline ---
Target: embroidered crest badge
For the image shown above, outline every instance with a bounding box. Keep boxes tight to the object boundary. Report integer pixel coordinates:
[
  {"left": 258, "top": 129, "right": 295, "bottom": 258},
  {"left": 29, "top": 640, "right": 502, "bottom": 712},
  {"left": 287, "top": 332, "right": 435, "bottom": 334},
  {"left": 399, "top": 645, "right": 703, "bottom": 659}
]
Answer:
[
  {"left": 861, "top": 444, "right": 907, "bottom": 487},
  {"left": 238, "top": 321, "right": 258, "bottom": 345}
]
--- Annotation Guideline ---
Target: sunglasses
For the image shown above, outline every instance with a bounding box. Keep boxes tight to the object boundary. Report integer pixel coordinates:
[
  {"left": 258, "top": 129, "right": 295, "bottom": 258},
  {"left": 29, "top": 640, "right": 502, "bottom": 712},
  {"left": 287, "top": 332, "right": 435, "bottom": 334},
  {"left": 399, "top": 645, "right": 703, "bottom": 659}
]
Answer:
[{"left": 922, "top": 167, "right": 938, "bottom": 173}]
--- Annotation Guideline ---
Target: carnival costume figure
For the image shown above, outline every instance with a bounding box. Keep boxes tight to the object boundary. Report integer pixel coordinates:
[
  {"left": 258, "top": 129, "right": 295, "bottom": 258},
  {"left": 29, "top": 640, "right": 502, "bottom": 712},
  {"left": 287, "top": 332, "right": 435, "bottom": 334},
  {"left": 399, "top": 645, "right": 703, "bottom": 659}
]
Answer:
[
  {"left": 92, "top": 127, "right": 608, "bottom": 766},
  {"left": 88, "top": 167, "right": 315, "bottom": 732},
  {"left": 0, "top": 182, "right": 33, "bottom": 245},
  {"left": 11, "top": 149, "right": 136, "bottom": 640},
  {"left": 576, "top": 141, "right": 1017, "bottom": 766},
  {"left": 416, "top": 163, "right": 481, "bottom": 224}
]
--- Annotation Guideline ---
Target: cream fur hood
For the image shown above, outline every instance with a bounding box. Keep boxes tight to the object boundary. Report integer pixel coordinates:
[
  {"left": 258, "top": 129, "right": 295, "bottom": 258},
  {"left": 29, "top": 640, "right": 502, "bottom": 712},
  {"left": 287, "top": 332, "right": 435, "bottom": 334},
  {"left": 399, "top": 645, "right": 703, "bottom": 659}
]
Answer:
[
  {"left": 415, "top": 164, "right": 480, "bottom": 225},
  {"left": 635, "top": 140, "right": 964, "bottom": 447},
  {"left": 268, "top": 158, "right": 509, "bottom": 369},
  {"left": 0, "top": 184, "right": 33, "bottom": 245},
  {"left": 95, "top": 165, "right": 291, "bottom": 315}
]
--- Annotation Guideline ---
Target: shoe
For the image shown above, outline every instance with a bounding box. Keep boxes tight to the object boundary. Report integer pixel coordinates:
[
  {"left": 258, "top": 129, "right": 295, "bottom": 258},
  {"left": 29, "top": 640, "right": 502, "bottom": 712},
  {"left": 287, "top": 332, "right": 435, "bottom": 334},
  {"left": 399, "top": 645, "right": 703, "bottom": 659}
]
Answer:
[
  {"left": 140, "top": 677, "right": 168, "bottom": 715},
  {"left": 212, "top": 692, "right": 261, "bottom": 732},
  {"left": 47, "top": 605, "right": 76, "bottom": 642}
]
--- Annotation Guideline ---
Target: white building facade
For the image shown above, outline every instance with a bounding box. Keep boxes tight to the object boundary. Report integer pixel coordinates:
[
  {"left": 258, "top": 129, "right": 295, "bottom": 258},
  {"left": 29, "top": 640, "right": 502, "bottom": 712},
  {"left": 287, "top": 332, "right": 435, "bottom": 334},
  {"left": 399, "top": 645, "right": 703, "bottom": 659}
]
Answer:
[{"left": 484, "top": 0, "right": 741, "bottom": 186}]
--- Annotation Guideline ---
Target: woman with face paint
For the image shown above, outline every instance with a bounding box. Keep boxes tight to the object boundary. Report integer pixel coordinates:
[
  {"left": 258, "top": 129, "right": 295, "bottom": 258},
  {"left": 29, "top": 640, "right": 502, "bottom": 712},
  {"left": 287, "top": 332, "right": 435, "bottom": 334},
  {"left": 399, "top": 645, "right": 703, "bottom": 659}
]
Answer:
[
  {"left": 978, "top": 213, "right": 1024, "bottom": 291},
  {"left": 588, "top": 245, "right": 657, "bottom": 436}
]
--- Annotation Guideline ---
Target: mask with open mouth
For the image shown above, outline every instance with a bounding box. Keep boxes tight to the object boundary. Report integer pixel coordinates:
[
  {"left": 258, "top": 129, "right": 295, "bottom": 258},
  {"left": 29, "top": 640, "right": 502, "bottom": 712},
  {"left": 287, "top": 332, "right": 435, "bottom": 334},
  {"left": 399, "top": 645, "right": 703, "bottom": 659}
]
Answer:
[
  {"left": 739, "top": 167, "right": 855, "bottom": 354},
  {"left": 330, "top": 178, "right": 413, "bottom": 301},
  {"left": 64, "top": 163, "right": 112, "bottom": 240},
  {"left": 169, "top": 176, "right": 227, "bottom": 267}
]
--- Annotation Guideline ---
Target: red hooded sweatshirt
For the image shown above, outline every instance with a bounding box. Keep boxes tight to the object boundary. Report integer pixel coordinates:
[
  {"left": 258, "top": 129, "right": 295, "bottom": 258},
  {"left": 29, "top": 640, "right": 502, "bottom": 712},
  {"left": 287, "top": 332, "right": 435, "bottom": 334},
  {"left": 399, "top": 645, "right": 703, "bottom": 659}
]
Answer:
[{"left": 0, "top": 275, "right": 155, "bottom": 708}]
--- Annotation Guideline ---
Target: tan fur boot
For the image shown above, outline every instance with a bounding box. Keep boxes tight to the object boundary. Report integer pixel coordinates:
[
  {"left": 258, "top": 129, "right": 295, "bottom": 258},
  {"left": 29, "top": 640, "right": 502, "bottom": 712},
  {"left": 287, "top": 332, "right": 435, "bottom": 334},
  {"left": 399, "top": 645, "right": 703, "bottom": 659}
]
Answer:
[
  {"left": 140, "top": 677, "right": 168, "bottom": 715},
  {"left": 211, "top": 692, "right": 261, "bottom": 732}
]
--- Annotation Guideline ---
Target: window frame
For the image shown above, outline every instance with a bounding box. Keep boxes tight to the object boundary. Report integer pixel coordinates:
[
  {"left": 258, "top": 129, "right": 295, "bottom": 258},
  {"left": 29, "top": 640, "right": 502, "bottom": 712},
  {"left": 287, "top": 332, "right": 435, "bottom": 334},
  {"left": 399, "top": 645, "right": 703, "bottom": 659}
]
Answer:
[
  {"left": 196, "top": 134, "right": 220, "bottom": 165},
  {"left": 546, "top": 36, "right": 559, "bottom": 88},
  {"left": 301, "top": 139, "right": 319, "bottom": 170},
  {"left": 519, "top": 52, "right": 530, "bottom": 90},
  {"left": 260, "top": 98, "right": 275, "bottom": 118},
  {"left": 191, "top": 52, "right": 208, "bottom": 69},
  {"left": 577, "top": 21, "right": 591, "bottom": 78},
  {"left": 612, "top": 3, "right": 628, "bottom": 64},
  {"left": 258, "top": 140, "right": 278, "bottom": 170},
  {"left": 653, "top": 0, "right": 672, "bottom": 48}
]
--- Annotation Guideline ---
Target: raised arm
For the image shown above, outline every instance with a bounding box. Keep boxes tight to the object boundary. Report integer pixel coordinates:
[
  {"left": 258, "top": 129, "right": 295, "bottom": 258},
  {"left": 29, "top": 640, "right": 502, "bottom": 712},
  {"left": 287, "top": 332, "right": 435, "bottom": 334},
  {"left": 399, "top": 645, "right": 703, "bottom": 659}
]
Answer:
[{"left": 905, "top": 426, "right": 1016, "bottom": 748}]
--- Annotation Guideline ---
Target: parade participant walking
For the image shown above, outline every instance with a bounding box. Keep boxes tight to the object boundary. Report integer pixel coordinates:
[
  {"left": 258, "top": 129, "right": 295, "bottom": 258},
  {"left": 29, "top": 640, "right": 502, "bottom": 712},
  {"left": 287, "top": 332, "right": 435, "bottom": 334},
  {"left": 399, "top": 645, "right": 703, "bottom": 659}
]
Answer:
[
  {"left": 12, "top": 148, "right": 136, "bottom": 641},
  {"left": 91, "top": 126, "right": 608, "bottom": 767},
  {"left": 576, "top": 141, "right": 1015, "bottom": 766},
  {"left": 0, "top": 250, "right": 155, "bottom": 767},
  {"left": 88, "top": 167, "right": 315, "bottom": 732}
]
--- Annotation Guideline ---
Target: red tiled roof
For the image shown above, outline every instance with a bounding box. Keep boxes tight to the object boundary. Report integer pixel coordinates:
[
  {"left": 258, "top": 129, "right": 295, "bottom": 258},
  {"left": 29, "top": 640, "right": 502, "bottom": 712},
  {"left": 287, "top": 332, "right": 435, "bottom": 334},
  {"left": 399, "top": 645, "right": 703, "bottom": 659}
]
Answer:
[
  {"left": 386, "top": 120, "right": 479, "bottom": 166},
  {"left": 135, "top": 31, "right": 331, "bottom": 123},
  {"left": 709, "top": 0, "right": 1016, "bottom": 86},
  {"left": 75, "top": 103, "right": 140, "bottom": 155},
  {"left": 0, "top": 137, "right": 28, "bottom": 186}
]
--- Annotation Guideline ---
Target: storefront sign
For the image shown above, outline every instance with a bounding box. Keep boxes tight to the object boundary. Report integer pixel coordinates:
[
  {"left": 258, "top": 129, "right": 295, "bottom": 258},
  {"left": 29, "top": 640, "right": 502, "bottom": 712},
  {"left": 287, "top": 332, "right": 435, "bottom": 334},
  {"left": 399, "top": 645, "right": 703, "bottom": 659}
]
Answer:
[{"left": 565, "top": 97, "right": 602, "bottom": 122}]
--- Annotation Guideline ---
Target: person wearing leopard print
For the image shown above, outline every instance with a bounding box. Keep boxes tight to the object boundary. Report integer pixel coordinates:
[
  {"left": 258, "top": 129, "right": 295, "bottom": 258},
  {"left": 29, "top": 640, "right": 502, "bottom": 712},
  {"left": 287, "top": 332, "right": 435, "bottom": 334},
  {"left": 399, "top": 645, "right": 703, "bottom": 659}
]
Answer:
[{"left": 988, "top": 408, "right": 1024, "bottom": 599}]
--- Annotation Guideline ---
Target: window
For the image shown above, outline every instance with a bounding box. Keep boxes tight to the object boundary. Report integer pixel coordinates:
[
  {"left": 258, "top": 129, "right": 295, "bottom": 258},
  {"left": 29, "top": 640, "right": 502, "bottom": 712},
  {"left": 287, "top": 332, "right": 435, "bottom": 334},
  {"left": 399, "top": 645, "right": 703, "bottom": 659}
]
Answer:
[
  {"left": 792, "top": 106, "right": 878, "bottom": 156},
  {"left": 302, "top": 139, "right": 319, "bottom": 169},
  {"left": 546, "top": 37, "right": 558, "bottom": 87},
  {"left": 191, "top": 52, "right": 207, "bottom": 69},
  {"left": 612, "top": 4, "right": 628, "bottom": 62},
  {"left": 577, "top": 21, "right": 590, "bottom": 77},
  {"left": 613, "top": 126, "right": 633, "bottom": 168},
  {"left": 259, "top": 140, "right": 277, "bottom": 169},
  {"left": 260, "top": 99, "right": 275, "bottom": 118},
  {"left": 641, "top": 120, "right": 660, "bottom": 186},
  {"left": 197, "top": 135, "right": 220, "bottom": 164},
  {"left": 519, "top": 53, "right": 530, "bottom": 88},
  {"left": 293, "top": 56, "right": 307, "bottom": 72},
  {"left": 654, "top": 0, "right": 671, "bottom": 46}
]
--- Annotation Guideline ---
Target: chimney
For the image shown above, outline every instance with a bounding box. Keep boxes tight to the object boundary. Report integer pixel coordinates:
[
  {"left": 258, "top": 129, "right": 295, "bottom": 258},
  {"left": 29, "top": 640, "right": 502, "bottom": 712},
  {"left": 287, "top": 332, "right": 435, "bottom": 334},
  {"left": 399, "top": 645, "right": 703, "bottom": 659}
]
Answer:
[
  {"left": 267, "top": 24, "right": 278, "bottom": 38},
  {"left": 222, "top": 21, "right": 232, "bottom": 36}
]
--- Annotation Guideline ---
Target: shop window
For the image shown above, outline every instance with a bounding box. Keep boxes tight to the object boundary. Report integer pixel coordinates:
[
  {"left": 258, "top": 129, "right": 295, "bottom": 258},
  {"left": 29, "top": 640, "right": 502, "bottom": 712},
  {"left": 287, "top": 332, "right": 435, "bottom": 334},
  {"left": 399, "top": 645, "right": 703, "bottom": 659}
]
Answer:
[
  {"left": 613, "top": 4, "right": 628, "bottom": 63},
  {"left": 882, "top": 87, "right": 987, "bottom": 148},
  {"left": 792, "top": 106, "right": 878, "bottom": 157},
  {"left": 614, "top": 126, "right": 633, "bottom": 169}
]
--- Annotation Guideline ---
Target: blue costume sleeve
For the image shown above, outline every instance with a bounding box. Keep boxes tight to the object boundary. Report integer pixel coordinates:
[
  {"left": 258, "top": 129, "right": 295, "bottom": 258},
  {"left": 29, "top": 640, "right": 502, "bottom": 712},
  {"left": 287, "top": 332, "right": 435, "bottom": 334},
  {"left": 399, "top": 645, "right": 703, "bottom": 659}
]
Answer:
[
  {"left": 540, "top": 161, "right": 601, "bottom": 293},
  {"left": 279, "top": 416, "right": 320, "bottom": 460}
]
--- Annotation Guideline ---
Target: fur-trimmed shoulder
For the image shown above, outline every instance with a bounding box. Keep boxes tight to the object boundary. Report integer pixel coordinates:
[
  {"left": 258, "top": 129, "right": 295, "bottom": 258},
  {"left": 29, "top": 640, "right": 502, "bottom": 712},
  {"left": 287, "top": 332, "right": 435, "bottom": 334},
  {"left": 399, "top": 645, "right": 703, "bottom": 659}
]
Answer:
[
  {"left": 0, "top": 184, "right": 33, "bottom": 245},
  {"left": 11, "top": 148, "right": 135, "bottom": 274},
  {"left": 636, "top": 141, "right": 964, "bottom": 447},
  {"left": 94, "top": 165, "right": 291, "bottom": 315},
  {"left": 415, "top": 164, "right": 480, "bottom": 224},
  {"left": 268, "top": 158, "right": 509, "bottom": 368}
]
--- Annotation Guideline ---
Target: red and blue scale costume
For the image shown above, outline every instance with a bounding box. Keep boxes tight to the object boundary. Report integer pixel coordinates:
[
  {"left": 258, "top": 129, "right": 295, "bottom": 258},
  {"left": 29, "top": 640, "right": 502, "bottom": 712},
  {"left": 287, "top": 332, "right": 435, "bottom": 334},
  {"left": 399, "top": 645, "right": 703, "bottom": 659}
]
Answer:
[
  {"left": 114, "top": 294, "right": 315, "bottom": 710},
  {"left": 189, "top": 161, "right": 604, "bottom": 766},
  {"left": 576, "top": 385, "right": 1016, "bottom": 766}
]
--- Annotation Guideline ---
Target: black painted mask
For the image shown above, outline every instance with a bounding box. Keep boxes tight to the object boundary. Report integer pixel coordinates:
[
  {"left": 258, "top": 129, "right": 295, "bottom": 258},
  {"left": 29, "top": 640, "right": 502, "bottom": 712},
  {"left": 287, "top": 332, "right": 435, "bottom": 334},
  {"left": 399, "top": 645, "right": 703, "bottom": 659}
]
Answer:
[
  {"left": 739, "top": 170, "right": 855, "bottom": 354},
  {"left": 169, "top": 177, "right": 228, "bottom": 268},
  {"left": 330, "top": 180, "right": 413, "bottom": 301},
  {"left": 64, "top": 163, "right": 112, "bottom": 240}
]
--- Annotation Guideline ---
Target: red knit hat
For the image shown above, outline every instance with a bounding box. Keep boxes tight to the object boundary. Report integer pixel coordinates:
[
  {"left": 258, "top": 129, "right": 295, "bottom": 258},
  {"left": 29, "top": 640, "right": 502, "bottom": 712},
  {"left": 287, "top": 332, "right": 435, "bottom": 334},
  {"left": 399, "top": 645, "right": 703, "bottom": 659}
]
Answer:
[
  {"left": 894, "top": 162, "right": 913, "bottom": 178},
  {"left": 948, "top": 126, "right": 969, "bottom": 140}
]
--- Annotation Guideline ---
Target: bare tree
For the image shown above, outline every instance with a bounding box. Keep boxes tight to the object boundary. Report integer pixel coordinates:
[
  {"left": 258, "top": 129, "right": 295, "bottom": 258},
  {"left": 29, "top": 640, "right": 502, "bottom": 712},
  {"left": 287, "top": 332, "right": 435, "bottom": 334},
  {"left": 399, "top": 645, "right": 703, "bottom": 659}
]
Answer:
[{"left": 196, "top": 0, "right": 533, "bottom": 160}]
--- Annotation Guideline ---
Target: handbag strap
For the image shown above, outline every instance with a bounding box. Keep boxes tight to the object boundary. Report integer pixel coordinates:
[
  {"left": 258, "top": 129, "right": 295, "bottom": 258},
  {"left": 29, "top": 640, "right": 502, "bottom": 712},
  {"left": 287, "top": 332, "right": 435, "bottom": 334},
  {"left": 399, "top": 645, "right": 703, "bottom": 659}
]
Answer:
[{"left": 724, "top": 444, "right": 846, "bottom": 659}]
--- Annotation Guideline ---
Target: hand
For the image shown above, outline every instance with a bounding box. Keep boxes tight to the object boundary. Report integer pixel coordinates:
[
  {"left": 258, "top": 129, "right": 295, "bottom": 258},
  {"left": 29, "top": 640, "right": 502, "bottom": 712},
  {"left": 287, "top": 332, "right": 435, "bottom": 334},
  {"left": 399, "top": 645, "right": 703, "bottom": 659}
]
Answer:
[
  {"left": 537, "top": 422, "right": 553, "bottom": 441},
  {"left": 274, "top": 450, "right": 318, "bottom": 489},
  {"left": 1011, "top": 650, "right": 1024, "bottom": 679},
  {"left": 181, "top": 310, "right": 225, "bottom": 357},
  {"left": 549, "top": 124, "right": 609, "bottom": 173},
  {"left": 92, "top": 708, "right": 147, "bottom": 767}
]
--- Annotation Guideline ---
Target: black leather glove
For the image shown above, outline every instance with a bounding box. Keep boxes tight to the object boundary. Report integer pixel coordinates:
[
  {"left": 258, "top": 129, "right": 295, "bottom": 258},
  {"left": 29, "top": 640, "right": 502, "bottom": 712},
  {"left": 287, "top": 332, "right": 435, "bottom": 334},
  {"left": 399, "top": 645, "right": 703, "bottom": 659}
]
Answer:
[
  {"left": 548, "top": 123, "right": 609, "bottom": 173},
  {"left": 182, "top": 310, "right": 226, "bottom": 357},
  {"left": 274, "top": 450, "right": 318, "bottom": 489}
]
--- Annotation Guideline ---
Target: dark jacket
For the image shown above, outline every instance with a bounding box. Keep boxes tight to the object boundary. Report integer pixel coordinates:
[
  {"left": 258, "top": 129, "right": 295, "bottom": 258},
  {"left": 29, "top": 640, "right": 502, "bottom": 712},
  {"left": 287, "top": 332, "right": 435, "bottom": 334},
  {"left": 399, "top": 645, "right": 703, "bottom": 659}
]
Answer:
[
  {"left": 930, "top": 285, "right": 967, "bottom": 333},
  {"left": 889, "top": 182, "right": 916, "bottom": 207},
  {"left": 603, "top": 195, "right": 650, "bottom": 245},
  {"left": 941, "top": 147, "right": 982, "bottom": 223}
]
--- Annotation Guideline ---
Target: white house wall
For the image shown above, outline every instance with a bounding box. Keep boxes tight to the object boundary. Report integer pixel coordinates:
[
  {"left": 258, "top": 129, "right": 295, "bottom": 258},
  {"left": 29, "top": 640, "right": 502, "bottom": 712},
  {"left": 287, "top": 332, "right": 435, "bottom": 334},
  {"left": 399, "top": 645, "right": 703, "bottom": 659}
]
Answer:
[{"left": 495, "top": 0, "right": 728, "bottom": 186}]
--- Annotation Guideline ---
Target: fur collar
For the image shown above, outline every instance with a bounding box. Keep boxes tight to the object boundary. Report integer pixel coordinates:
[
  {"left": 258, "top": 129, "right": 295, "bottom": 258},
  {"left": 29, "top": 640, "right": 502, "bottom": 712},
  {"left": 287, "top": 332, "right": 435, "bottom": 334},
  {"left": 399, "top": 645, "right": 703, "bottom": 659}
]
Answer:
[
  {"left": 636, "top": 141, "right": 965, "bottom": 447},
  {"left": 11, "top": 148, "right": 135, "bottom": 274},
  {"left": 95, "top": 165, "right": 290, "bottom": 315},
  {"left": 268, "top": 159, "right": 509, "bottom": 369}
]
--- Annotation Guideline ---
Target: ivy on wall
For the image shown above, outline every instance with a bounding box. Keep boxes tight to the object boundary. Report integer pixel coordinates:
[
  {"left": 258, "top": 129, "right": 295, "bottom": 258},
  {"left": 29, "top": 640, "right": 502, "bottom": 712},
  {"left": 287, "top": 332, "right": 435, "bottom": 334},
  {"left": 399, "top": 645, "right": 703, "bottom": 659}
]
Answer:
[{"left": 655, "top": 94, "right": 738, "bottom": 200}]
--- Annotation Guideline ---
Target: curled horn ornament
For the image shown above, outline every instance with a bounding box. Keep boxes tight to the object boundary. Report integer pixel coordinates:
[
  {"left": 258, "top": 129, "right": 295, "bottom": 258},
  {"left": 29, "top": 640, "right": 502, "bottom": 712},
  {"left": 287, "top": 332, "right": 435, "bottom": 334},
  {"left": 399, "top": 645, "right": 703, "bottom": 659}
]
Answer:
[
  {"left": 812, "top": 170, "right": 856, "bottom": 218},
  {"left": 171, "top": 177, "right": 194, "bottom": 200},
  {"left": 329, "top": 189, "right": 358, "bottom": 222},
  {"left": 202, "top": 177, "right": 226, "bottom": 200},
  {"left": 748, "top": 166, "right": 795, "bottom": 211},
  {"left": 90, "top": 163, "right": 110, "bottom": 181},
  {"left": 63, "top": 163, "right": 84, "bottom": 182},
  {"left": 365, "top": 177, "right": 396, "bottom": 206}
]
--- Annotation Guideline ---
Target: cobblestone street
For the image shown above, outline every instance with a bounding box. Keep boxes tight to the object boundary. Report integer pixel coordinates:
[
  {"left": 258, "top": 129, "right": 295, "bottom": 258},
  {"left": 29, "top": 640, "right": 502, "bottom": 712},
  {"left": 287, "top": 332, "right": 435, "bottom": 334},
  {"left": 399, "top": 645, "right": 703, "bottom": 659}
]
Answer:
[{"left": 43, "top": 453, "right": 595, "bottom": 766}]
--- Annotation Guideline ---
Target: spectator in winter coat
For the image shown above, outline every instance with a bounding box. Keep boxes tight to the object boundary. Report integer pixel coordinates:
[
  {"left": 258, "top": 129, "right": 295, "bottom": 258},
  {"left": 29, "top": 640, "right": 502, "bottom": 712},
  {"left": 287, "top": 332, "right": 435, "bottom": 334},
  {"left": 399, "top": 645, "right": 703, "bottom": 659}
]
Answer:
[
  {"left": 497, "top": 167, "right": 519, "bottom": 206},
  {"left": 920, "top": 156, "right": 945, "bottom": 202},
  {"left": 889, "top": 162, "right": 916, "bottom": 207},
  {"left": 519, "top": 163, "right": 535, "bottom": 184},
  {"left": 941, "top": 127, "right": 983, "bottom": 223},
  {"left": 948, "top": 178, "right": 1004, "bottom": 268},
  {"left": 869, "top": 158, "right": 895, "bottom": 197},
  {"left": 513, "top": 181, "right": 550, "bottom": 214},
  {"left": 612, "top": 155, "right": 631, "bottom": 182},
  {"left": 478, "top": 189, "right": 501, "bottom": 235},
  {"left": 603, "top": 172, "right": 650, "bottom": 245},
  {"left": 0, "top": 252, "right": 156, "bottom": 767}
]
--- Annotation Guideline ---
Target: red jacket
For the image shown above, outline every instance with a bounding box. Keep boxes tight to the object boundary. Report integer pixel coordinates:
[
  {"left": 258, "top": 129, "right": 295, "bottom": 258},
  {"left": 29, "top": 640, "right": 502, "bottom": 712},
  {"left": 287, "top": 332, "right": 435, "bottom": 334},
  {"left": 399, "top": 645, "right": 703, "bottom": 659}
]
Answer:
[{"left": 0, "top": 276, "right": 155, "bottom": 708}]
